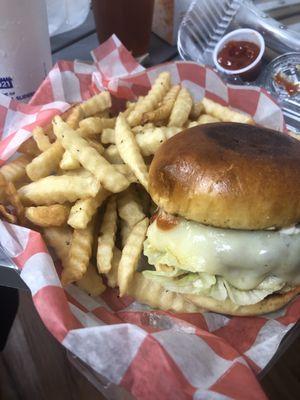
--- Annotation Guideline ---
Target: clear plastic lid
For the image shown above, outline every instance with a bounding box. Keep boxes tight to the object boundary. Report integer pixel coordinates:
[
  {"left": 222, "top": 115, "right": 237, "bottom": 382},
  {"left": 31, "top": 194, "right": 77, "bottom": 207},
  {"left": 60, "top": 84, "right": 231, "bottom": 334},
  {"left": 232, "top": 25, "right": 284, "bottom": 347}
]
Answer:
[{"left": 260, "top": 53, "right": 300, "bottom": 132}]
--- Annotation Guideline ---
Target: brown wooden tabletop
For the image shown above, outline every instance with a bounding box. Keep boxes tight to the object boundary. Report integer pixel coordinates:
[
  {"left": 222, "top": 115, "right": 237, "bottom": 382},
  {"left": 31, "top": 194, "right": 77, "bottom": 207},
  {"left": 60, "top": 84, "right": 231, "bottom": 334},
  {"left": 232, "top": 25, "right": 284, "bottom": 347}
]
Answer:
[{"left": 0, "top": 291, "right": 104, "bottom": 400}]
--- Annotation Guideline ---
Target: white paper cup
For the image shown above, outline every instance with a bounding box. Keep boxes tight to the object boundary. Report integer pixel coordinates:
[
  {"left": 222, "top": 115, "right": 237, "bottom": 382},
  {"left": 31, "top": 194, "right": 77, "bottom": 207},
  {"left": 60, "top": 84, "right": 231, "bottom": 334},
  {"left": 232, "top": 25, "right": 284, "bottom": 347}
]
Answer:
[
  {"left": 213, "top": 29, "right": 265, "bottom": 81},
  {"left": 0, "top": 0, "right": 52, "bottom": 101}
]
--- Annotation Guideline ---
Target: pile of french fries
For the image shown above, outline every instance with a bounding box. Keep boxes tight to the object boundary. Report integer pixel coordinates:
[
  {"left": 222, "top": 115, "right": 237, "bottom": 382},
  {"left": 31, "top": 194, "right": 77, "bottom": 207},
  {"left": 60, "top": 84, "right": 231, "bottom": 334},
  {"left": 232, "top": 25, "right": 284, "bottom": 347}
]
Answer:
[{"left": 0, "top": 72, "right": 253, "bottom": 311}]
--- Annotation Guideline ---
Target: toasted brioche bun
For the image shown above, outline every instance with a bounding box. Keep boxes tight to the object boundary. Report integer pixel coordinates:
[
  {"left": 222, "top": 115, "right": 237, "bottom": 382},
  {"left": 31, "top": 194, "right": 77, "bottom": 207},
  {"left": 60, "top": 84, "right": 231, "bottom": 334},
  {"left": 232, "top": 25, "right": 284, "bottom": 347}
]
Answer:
[
  {"left": 149, "top": 123, "right": 300, "bottom": 230},
  {"left": 184, "top": 285, "right": 300, "bottom": 316}
]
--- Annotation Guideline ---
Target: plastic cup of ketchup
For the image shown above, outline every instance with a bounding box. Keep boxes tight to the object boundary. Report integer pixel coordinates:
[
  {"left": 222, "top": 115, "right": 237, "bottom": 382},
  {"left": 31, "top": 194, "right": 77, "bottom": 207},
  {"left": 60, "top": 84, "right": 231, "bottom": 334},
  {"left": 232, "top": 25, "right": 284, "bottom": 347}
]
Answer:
[{"left": 213, "top": 29, "right": 265, "bottom": 82}]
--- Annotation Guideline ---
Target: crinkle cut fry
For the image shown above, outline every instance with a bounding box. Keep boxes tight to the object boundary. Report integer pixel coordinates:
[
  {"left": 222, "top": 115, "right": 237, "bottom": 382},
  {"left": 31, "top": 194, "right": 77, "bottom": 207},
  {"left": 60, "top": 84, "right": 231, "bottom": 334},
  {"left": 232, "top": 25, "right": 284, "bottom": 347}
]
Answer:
[
  {"left": 60, "top": 150, "right": 81, "bottom": 170},
  {"left": 118, "top": 217, "right": 149, "bottom": 296},
  {"left": 105, "top": 247, "right": 122, "bottom": 288},
  {"left": 0, "top": 154, "right": 32, "bottom": 183},
  {"left": 25, "top": 205, "right": 70, "bottom": 227},
  {"left": 113, "top": 164, "right": 138, "bottom": 183},
  {"left": 32, "top": 127, "right": 51, "bottom": 152},
  {"left": 80, "top": 91, "right": 112, "bottom": 117},
  {"left": 61, "top": 106, "right": 85, "bottom": 169},
  {"left": 117, "top": 186, "right": 146, "bottom": 247},
  {"left": 42, "top": 227, "right": 101, "bottom": 296},
  {"left": 68, "top": 187, "right": 110, "bottom": 230},
  {"left": 65, "top": 105, "right": 84, "bottom": 129},
  {"left": 168, "top": 87, "right": 193, "bottom": 127},
  {"left": 76, "top": 263, "right": 106, "bottom": 296},
  {"left": 202, "top": 97, "right": 254, "bottom": 124},
  {"left": 115, "top": 114, "right": 149, "bottom": 190},
  {"left": 18, "top": 174, "right": 100, "bottom": 205},
  {"left": 97, "top": 196, "right": 118, "bottom": 274},
  {"left": 79, "top": 117, "right": 115, "bottom": 137},
  {"left": 198, "top": 114, "right": 220, "bottom": 124},
  {"left": 141, "top": 85, "right": 180, "bottom": 124},
  {"left": 43, "top": 226, "right": 72, "bottom": 266},
  {"left": 127, "top": 273, "right": 201, "bottom": 313},
  {"left": 189, "top": 101, "right": 204, "bottom": 120},
  {"left": 135, "top": 126, "right": 182, "bottom": 156},
  {"left": 61, "top": 219, "right": 95, "bottom": 285},
  {"left": 127, "top": 72, "right": 171, "bottom": 127},
  {"left": 101, "top": 128, "right": 115, "bottom": 144},
  {"left": 53, "top": 116, "right": 129, "bottom": 193},
  {"left": 103, "top": 145, "right": 123, "bottom": 164},
  {"left": 117, "top": 187, "right": 145, "bottom": 228},
  {"left": 26, "top": 141, "right": 64, "bottom": 181}
]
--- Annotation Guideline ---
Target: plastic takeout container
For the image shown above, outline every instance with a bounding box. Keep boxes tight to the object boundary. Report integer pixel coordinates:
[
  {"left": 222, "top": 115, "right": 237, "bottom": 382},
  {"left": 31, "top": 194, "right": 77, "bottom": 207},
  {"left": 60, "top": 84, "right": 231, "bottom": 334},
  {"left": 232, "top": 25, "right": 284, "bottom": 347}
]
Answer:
[{"left": 261, "top": 52, "right": 300, "bottom": 132}]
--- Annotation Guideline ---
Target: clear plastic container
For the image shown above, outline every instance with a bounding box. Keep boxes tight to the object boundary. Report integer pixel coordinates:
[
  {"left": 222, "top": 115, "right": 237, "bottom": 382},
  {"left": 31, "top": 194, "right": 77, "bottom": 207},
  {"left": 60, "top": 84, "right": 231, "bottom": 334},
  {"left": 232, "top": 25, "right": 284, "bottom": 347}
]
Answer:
[{"left": 260, "top": 52, "right": 300, "bottom": 132}]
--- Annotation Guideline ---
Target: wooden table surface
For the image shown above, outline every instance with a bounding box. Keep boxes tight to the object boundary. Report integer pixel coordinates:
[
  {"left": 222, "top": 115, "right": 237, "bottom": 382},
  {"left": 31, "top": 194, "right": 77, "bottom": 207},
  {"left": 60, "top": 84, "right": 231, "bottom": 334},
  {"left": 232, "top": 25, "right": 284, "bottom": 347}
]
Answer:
[
  {"left": 1, "top": 10, "right": 300, "bottom": 400},
  {"left": 0, "top": 291, "right": 104, "bottom": 400}
]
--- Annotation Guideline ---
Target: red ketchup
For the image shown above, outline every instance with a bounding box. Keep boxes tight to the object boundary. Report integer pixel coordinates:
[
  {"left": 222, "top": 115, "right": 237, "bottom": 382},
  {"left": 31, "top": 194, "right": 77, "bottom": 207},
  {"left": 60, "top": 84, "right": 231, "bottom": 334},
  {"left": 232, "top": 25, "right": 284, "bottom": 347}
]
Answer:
[
  {"left": 217, "top": 40, "right": 261, "bottom": 81},
  {"left": 151, "top": 210, "right": 179, "bottom": 231},
  {"left": 274, "top": 72, "right": 300, "bottom": 96}
]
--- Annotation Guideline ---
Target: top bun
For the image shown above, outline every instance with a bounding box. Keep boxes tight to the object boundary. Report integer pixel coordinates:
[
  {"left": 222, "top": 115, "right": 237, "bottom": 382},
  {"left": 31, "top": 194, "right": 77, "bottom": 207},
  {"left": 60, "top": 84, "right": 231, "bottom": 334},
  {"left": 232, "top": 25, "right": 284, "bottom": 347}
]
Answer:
[{"left": 149, "top": 123, "right": 300, "bottom": 230}]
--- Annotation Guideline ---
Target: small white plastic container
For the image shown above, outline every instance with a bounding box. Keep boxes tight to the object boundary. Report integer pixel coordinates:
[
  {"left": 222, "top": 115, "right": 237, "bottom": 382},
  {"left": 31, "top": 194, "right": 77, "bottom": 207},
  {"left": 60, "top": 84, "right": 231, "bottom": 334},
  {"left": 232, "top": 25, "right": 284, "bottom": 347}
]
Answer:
[{"left": 213, "top": 28, "right": 265, "bottom": 81}]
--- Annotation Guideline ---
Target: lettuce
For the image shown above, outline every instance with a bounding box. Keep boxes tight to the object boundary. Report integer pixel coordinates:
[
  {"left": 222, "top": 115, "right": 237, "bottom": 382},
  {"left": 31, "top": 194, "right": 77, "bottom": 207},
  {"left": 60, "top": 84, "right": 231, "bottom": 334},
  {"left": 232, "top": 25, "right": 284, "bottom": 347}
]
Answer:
[
  {"left": 143, "top": 270, "right": 216, "bottom": 294},
  {"left": 207, "top": 278, "right": 228, "bottom": 302},
  {"left": 223, "top": 276, "right": 285, "bottom": 305},
  {"left": 144, "top": 239, "right": 193, "bottom": 271},
  {"left": 142, "top": 268, "right": 285, "bottom": 305}
]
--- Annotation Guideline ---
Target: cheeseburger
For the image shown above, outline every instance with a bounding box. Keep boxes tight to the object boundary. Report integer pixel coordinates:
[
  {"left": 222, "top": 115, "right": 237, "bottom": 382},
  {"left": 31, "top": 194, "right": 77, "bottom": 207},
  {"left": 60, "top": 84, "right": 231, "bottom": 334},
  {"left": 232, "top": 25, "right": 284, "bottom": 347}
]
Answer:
[{"left": 142, "top": 123, "right": 300, "bottom": 316}]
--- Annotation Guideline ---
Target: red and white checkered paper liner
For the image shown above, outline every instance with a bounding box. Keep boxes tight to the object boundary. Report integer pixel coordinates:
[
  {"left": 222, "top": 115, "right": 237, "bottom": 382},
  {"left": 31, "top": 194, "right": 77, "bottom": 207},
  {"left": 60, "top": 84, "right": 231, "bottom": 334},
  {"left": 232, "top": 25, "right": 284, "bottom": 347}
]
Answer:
[{"left": 0, "top": 35, "right": 298, "bottom": 400}]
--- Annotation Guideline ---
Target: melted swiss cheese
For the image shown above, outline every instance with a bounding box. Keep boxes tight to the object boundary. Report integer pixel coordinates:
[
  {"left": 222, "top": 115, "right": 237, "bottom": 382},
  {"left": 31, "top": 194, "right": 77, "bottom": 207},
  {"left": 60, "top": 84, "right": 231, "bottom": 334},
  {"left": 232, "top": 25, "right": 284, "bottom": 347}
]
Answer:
[{"left": 145, "top": 218, "right": 300, "bottom": 290}]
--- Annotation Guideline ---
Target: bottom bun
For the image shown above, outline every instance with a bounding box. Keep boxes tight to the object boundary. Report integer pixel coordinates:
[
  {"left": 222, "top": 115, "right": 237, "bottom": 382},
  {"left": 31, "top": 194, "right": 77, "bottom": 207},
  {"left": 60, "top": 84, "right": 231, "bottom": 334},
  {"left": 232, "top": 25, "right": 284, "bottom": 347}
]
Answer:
[{"left": 184, "top": 286, "right": 300, "bottom": 316}]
